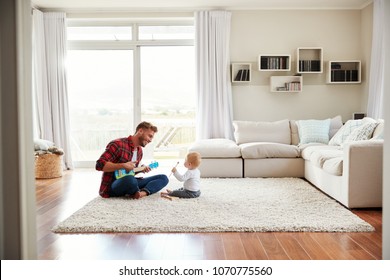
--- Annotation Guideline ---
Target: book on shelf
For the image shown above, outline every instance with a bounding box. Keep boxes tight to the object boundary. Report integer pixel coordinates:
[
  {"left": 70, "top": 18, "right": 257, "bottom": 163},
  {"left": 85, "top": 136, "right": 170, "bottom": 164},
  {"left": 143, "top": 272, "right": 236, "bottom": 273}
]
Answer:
[
  {"left": 234, "top": 69, "right": 243, "bottom": 81},
  {"left": 243, "top": 69, "right": 250, "bottom": 81},
  {"left": 276, "top": 86, "right": 287, "bottom": 91},
  {"left": 243, "top": 69, "right": 248, "bottom": 81},
  {"left": 299, "top": 60, "right": 321, "bottom": 72},
  {"left": 331, "top": 63, "right": 342, "bottom": 70},
  {"left": 331, "top": 69, "right": 358, "bottom": 82},
  {"left": 285, "top": 81, "right": 301, "bottom": 91},
  {"left": 275, "top": 81, "right": 301, "bottom": 92},
  {"left": 234, "top": 69, "right": 250, "bottom": 81},
  {"left": 260, "top": 57, "right": 268, "bottom": 69},
  {"left": 261, "top": 57, "right": 288, "bottom": 70}
]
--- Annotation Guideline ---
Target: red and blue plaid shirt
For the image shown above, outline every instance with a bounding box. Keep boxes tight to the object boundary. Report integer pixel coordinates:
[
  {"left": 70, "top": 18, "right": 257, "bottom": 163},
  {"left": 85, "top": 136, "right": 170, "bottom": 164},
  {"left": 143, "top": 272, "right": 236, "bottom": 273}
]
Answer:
[{"left": 96, "top": 135, "right": 143, "bottom": 198}]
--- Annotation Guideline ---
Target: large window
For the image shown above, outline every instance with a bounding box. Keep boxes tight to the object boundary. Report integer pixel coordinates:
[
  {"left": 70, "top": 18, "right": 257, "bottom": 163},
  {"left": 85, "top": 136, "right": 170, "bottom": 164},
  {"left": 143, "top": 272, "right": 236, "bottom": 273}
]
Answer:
[
  {"left": 66, "top": 21, "right": 195, "bottom": 164},
  {"left": 67, "top": 49, "right": 134, "bottom": 162},
  {"left": 140, "top": 46, "right": 195, "bottom": 159}
]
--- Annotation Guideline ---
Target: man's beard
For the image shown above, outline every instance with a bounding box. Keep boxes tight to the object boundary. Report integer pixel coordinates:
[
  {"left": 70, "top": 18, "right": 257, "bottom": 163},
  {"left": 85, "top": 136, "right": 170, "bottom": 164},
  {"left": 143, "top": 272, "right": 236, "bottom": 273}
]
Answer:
[{"left": 138, "top": 135, "right": 147, "bottom": 147}]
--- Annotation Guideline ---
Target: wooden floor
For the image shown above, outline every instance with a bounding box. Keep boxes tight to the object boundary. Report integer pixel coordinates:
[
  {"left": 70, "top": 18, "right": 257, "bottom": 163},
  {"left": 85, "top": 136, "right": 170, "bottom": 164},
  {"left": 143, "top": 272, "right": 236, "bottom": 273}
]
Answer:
[{"left": 36, "top": 168, "right": 382, "bottom": 260}]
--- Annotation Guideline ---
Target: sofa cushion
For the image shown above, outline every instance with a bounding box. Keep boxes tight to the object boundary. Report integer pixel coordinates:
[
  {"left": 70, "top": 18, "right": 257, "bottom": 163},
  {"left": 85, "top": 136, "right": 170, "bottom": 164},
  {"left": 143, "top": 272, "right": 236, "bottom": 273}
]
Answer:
[
  {"left": 300, "top": 145, "right": 341, "bottom": 161},
  {"left": 240, "top": 142, "right": 300, "bottom": 159},
  {"left": 329, "top": 115, "right": 344, "bottom": 139},
  {"left": 188, "top": 138, "right": 241, "bottom": 158},
  {"left": 296, "top": 119, "right": 331, "bottom": 144},
  {"left": 291, "top": 116, "right": 342, "bottom": 145},
  {"left": 233, "top": 119, "right": 290, "bottom": 145},
  {"left": 329, "top": 119, "right": 363, "bottom": 145},
  {"left": 344, "top": 122, "right": 378, "bottom": 143},
  {"left": 329, "top": 117, "right": 379, "bottom": 146},
  {"left": 322, "top": 157, "right": 343, "bottom": 176},
  {"left": 372, "top": 119, "right": 384, "bottom": 139},
  {"left": 309, "top": 149, "right": 344, "bottom": 168}
]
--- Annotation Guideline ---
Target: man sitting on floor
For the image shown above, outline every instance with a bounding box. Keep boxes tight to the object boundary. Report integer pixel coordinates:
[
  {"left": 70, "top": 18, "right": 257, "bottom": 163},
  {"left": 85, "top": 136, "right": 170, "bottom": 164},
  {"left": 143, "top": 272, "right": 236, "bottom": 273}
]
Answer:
[{"left": 96, "top": 121, "right": 168, "bottom": 199}]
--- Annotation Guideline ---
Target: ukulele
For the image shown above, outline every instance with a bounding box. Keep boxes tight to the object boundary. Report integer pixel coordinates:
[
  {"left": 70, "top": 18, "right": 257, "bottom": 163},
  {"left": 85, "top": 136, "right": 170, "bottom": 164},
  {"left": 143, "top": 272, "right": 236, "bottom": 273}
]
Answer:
[{"left": 114, "top": 161, "right": 159, "bottom": 179}]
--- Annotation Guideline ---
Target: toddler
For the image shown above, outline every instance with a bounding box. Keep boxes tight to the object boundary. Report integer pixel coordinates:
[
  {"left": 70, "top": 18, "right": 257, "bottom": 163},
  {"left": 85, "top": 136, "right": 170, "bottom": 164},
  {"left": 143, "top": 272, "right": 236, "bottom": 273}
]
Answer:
[{"left": 161, "top": 152, "right": 201, "bottom": 198}]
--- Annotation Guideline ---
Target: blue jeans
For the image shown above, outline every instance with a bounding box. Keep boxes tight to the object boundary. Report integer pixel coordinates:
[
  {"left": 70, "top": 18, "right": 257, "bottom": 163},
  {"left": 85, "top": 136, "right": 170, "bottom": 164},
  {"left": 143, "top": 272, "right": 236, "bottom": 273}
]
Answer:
[{"left": 109, "top": 174, "right": 168, "bottom": 197}]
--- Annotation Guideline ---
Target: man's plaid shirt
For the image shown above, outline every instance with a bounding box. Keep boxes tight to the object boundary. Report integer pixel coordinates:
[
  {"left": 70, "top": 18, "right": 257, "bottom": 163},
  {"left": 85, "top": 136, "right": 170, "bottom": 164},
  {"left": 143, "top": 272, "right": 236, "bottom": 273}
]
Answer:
[{"left": 95, "top": 136, "right": 143, "bottom": 198}]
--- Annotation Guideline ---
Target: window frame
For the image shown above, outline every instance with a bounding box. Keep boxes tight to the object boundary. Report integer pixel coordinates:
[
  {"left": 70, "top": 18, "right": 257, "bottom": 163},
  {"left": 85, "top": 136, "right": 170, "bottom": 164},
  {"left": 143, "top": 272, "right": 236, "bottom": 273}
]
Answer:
[
  {"left": 66, "top": 18, "right": 195, "bottom": 165},
  {"left": 67, "top": 18, "right": 194, "bottom": 127}
]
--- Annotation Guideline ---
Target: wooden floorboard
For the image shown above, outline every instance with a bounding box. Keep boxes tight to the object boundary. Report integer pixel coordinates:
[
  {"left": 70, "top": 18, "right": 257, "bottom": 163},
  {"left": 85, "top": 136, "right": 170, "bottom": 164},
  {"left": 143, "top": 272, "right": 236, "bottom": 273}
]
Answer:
[
  {"left": 36, "top": 169, "right": 383, "bottom": 260},
  {"left": 203, "top": 234, "right": 226, "bottom": 260},
  {"left": 294, "top": 233, "right": 333, "bottom": 260},
  {"left": 222, "top": 232, "right": 247, "bottom": 260},
  {"left": 240, "top": 233, "right": 269, "bottom": 260},
  {"left": 256, "top": 232, "right": 290, "bottom": 260},
  {"left": 275, "top": 233, "right": 311, "bottom": 260}
]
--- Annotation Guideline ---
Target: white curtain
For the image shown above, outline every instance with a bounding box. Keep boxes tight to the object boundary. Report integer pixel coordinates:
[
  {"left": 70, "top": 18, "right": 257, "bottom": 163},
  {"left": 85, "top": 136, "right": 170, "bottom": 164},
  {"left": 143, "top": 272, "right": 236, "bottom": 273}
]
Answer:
[
  {"left": 32, "top": 10, "right": 73, "bottom": 169},
  {"left": 195, "top": 11, "right": 234, "bottom": 140},
  {"left": 367, "top": 0, "right": 385, "bottom": 119}
]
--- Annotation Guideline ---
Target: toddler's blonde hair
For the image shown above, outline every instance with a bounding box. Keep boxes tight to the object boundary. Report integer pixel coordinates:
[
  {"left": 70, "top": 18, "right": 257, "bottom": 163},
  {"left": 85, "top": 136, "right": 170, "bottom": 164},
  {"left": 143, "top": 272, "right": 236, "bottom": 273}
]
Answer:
[{"left": 186, "top": 152, "right": 201, "bottom": 168}]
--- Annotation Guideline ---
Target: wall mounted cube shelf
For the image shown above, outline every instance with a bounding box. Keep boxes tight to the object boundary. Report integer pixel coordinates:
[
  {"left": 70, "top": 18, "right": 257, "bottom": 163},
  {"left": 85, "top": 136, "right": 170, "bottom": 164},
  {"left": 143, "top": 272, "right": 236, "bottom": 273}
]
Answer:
[
  {"left": 297, "top": 47, "right": 323, "bottom": 73},
  {"left": 327, "top": 60, "right": 361, "bottom": 84},
  {"left": 270, "top": 76, "right": 302, "bottom": 92},
  {"left": 231, "top": 63, "right": 251, "bottom": 83},
  {"left": 258, "top": 55, "right": 291, "bottom": 71}
]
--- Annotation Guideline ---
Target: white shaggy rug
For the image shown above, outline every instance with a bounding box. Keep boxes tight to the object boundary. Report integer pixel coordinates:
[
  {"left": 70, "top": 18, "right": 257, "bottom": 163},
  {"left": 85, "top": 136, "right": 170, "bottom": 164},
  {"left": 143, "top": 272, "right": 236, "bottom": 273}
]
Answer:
[{"left": 52, "top": 178, "right": 374, "bottom": 233}]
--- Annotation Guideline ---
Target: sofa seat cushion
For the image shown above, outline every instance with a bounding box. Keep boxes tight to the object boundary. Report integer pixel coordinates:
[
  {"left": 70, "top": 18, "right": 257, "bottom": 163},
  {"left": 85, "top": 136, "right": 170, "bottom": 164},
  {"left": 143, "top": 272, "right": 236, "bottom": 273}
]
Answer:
[
  {"left": 188, "top": 138, "right": 241, "bottom": 158},
  {"left": 302, "top": 145, "right": 343, "bottom": 175},
  {"left": 240, "top": 142, "right": 300, "bottom": 159},
  {"left": 300, "top": 145, "right": 341, "bottom": 161},
  {"left": 309, "top": 149, "right": 344, "bottom": 168},
  {"left": 322, "top": 157, "right": 343, "bottom": 176}
]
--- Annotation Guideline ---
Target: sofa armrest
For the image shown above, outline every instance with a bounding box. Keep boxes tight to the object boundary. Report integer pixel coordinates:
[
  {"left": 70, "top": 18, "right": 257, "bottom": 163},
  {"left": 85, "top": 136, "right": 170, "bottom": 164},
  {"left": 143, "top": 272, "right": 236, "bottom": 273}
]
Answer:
[{"left": 343, "top": 139, "right": 383, "bottom": 207}]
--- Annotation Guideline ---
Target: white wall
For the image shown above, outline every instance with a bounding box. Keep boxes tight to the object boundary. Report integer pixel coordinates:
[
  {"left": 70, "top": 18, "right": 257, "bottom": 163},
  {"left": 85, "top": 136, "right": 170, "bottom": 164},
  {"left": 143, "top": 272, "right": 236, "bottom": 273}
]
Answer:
[
  {"left": 230, "top": 9, "right": 371, "bottom": 122},
  {"left": 360, "top": 3, "right": 373, "bottom": 112}
]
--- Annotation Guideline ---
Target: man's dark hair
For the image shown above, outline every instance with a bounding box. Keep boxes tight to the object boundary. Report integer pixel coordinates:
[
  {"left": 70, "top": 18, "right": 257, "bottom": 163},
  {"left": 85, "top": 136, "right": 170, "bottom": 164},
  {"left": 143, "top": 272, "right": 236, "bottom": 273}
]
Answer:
[{"left": 136, "top": 121, "right": 158, "bottom": 133}]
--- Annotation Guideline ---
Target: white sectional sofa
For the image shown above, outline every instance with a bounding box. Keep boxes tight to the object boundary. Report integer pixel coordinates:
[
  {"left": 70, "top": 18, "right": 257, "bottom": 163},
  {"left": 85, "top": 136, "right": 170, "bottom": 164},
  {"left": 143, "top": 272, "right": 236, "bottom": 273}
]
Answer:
[{"left": 189, "top": 116, "right": 384, "bottom": 208}]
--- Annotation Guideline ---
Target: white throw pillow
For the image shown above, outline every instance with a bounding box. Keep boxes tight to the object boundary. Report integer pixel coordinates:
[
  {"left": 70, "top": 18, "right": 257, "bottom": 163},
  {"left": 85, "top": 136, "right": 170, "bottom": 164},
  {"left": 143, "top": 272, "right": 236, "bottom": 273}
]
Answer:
[
  {"left": 371, "top": 119, "right": 384, "bottom": 139},
  {"left": 329, "top": 115, "right": 344, "bottom": 138},
  {"left": 296, "top": 119, "right": 331, "bottom": 145},
  {"left": 232, "top": 119, "right": 291, "bottom": 145},
  {"left": 328, "top": 119, "right": 363, "bottom": 146},
  {"left": 344, "top": 122, "right": 378, "bottom": 143},
  {"left": 34, "top": 139, "right": 55, "bottom": 151}
]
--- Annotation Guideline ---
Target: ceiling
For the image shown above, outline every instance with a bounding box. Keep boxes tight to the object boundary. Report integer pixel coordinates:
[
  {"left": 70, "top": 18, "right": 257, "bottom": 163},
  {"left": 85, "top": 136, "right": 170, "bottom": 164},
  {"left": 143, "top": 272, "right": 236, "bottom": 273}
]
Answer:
[{"left": 31, "top": 0, "right": 372, "bottom": 11}]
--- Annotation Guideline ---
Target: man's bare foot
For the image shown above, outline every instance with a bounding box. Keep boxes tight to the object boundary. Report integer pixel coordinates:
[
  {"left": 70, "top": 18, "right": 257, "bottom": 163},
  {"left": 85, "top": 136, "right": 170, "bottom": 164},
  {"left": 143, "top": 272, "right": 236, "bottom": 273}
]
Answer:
[
  {"left": 138, "top": 190, "right": 148, "bottom": 198},
  {"left": 128, "top": 190, "right": 148, "bottom": 199},
  {"left": 128, "top": 191, "right": 141, "bottom": 199}
]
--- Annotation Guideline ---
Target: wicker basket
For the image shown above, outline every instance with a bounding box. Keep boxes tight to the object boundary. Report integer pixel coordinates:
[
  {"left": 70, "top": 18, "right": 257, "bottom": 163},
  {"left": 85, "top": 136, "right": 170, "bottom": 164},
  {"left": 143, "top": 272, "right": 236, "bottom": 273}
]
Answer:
[{"left": 35, "top": 153, "right": 63, "bottom": 179}]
